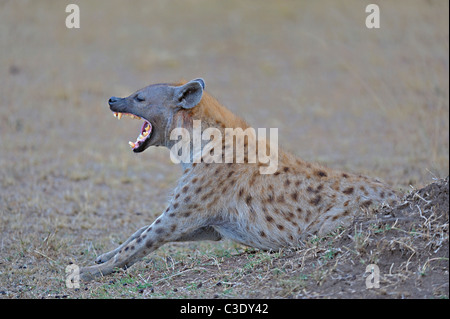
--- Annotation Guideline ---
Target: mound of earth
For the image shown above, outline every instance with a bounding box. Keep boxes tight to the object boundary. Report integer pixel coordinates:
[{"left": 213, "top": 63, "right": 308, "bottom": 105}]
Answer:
[{"left": 304, "top": 176, "right": 449, "bottom": 298}]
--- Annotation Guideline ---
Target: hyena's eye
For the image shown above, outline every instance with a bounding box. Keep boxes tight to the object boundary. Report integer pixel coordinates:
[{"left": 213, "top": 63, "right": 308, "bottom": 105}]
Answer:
[{"left": 134, "top": 94, "right": 145, "bottom": 102}]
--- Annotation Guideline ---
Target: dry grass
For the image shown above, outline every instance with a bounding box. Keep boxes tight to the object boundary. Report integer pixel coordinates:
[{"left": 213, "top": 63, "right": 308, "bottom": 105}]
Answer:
[{"left": 0, "top": 0, "right": 448, "bottom": 299}]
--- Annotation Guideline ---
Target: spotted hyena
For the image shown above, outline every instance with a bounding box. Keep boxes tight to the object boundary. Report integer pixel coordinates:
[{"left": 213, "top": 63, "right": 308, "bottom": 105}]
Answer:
[{"left": 79, "top": 78, "right": 397, "bottom": 280}]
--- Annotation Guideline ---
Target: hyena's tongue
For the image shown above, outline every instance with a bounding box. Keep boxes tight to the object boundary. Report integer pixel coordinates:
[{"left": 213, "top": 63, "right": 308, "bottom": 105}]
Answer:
[
  {"left": 112, "top": 112, "right": 152, "bottom": 150},
  {"left": 128, "top": 120, "right": 152, "bottom": 150}
]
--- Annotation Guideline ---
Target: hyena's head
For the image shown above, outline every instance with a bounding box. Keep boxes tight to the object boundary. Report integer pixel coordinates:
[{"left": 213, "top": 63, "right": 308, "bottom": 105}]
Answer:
[{"left": 108, "top": 78, "right": 204, "bottom": 152}]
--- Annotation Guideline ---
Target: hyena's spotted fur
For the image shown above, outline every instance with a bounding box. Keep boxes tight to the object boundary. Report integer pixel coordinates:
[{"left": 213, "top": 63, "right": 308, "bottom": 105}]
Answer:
[{"left": 80, "top": 78, "right": 397, "bottom": 280}]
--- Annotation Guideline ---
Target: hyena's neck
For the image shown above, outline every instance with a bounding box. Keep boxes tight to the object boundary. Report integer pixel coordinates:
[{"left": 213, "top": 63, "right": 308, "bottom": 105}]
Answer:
[
  {"left": 166, "top": 91, "right": 251, "bottom": 167},
  {"left": 190, "top": 91, "right": 249, "bottom": 130}
]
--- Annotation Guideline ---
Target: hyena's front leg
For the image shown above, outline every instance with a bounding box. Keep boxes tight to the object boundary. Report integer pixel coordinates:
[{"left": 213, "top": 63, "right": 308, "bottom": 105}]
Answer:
[
  {"left": 95, "top": 225, "right": 149, "bottom": 264},
  {"left": 79, "top": 211, "right": 219, "bottom": 281}
]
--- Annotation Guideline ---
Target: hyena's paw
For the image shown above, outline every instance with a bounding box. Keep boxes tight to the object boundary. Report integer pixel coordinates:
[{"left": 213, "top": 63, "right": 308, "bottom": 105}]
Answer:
[{"left": 95, "top": 250, "right": 117, "bottom": 264}]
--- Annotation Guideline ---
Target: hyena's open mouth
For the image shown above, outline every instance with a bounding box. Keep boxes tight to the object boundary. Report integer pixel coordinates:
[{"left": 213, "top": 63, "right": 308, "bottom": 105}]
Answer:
[{"left": 112, "top": 112, "right": 152, "bottom": 152}]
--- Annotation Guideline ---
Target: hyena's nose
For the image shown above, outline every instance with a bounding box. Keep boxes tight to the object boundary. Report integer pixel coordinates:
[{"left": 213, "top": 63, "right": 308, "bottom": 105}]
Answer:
[{"left": 108, "top": 96, "right": 120, "bottom": 105}]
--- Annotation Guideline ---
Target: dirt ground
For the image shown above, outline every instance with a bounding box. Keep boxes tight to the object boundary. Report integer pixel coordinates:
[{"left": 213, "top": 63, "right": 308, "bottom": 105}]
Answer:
[{"left": 0, "top": 0, "right": 448, "bottom": 299}]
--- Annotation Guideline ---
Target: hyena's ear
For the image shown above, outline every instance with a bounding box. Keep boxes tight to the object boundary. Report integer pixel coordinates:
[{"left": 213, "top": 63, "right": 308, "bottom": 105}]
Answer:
[{"left": 173, "top": 78, "right": 205, "bottom": 109}]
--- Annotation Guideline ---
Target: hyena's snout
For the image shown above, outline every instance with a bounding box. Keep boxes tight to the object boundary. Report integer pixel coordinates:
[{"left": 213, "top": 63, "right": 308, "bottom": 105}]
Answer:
[
  {"left": 108, "top": 96, "right": 129, "bottom": 114},
  {"left": 108, "top": 96, "right": 122, "bottom": 107}
]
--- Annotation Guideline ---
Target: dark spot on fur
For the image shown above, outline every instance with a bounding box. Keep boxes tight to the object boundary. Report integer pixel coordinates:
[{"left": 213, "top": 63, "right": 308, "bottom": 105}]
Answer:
[
  {"left": 192, "top": 178, "right": 198, "bottom": 184},
  {"left": 310, "top": 195, "right": 322, "bottom": 206},
  {"left": 274, "top": 171, "right": 280, "bottom": 176},
  {"left": 322, "top": 205, "right": 332, "bottom": 214},
  {"left": 182, "top": 185, "right": 189, "bottom": 193},
  {"left": 184, "top": 196, "right": 191, "bottom": 203},
  {"left": 295, "top": 181, "right": 301, "bottom": 187},
  {"left": 360, "top": 186, "right": 369, "bottom": 196},
  {"left": 343, "top": 187, "right": 354, "bottom": 195},
  {"left": 207, "top": 196, "right": 219, "bottom": 209},
  {"left": 155, "top": 219, "right": 161, "bottom": 224},
  {"left": 249, "top": 174, "right": 257, "bottom": 186},
  {"left": 195, "top": 187, "right": 202, "bottom": 194},
  {"left": 315, "top": 170, "right": 327, "bottom": 177},
  {"left": 304, "top": 211, "right": 311, "bottom": 223},
  {"left": 266, "top": 215, "right": 274, "bottom": 222},
  {"left": 239, "top": 188, "right": 244, "bottom": 198},
  {"left": 291, "top": 192, "right": 298, "bottom": 201},
  {"left": 145, "top": 240, "right": 153, "bottom": 248},
  {"left": 342, "top": 173, "right": 349, "bottom": 178},
  {"left": 182, "top": 211, "right": 192, "bottom": 218},
  {"left": 362, "top": 200, "right": 373, "bottom": 208},
  {"left": 246, "top": 195, "right": 252, "bottom": 205},
  {"left": 170, "top": 224, "right": 177, "bottom": 232},
  {"left": 277, "top": 224, "right": 285, "bottom": 231},
  {"left": 173, "top": 203, "right": 179, "bottom": 209},
  {"left": 284, "top": 179, "right": 291, "bottom": 187},
  {"left": 260, "top": 231, "right": 266, "bottom": 237},
  {"left": 296, "top": 207, "right": 303, "bottom": 213},
  {"left": 283, "top": 167, "right": 290, "bottom": 173}
]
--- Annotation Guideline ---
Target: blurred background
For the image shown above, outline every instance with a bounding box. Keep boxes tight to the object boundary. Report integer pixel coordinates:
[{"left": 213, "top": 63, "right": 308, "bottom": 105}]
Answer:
[{"left": 0, "top": 1, "right": 448, "bottom": 292}]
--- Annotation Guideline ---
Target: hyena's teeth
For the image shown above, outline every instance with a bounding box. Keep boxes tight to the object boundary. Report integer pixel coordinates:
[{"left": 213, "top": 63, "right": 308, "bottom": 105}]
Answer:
[
  {"left": 129, "top": 141, "right": 135, "bottom": 148},
  {"left": 117, "top": 113, "right": 123, "bottom": 119},
  {"left": 145, "top": 125, "right": 150, "bottom": 132},
  {"left": 113, "top": 112, "right": 118, "bottom": 118},
  {"left": 143, "top": 130, "right": 149, "bottom": 137}
]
